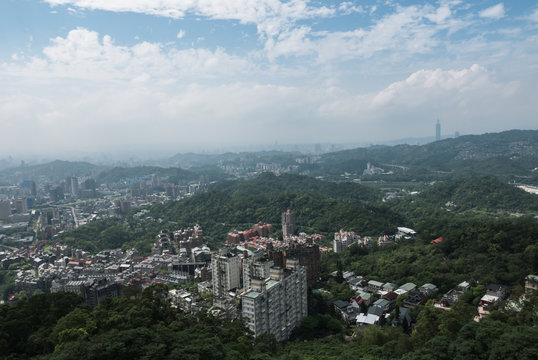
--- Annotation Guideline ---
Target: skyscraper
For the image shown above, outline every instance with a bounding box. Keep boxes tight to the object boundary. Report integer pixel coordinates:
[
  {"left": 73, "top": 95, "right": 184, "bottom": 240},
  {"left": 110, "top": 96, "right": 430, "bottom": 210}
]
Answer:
[{"left": 436, "top": 119, "right": 441, "bottom": 141}]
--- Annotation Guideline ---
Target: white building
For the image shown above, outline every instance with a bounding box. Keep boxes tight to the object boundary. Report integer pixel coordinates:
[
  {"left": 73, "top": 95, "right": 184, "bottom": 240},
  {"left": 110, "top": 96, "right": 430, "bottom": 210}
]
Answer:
[
  {"left": 211, "top": 248, "right": 240, "bottom": 298},
  {"left": 333, "top": 230, "right": 359, "bottom": 253},
  {"left": 241, "top": 259, "right": 308, "bottom": 341},
  {"left": 242, "top": 251, "right": 273, "bottom": 292}
]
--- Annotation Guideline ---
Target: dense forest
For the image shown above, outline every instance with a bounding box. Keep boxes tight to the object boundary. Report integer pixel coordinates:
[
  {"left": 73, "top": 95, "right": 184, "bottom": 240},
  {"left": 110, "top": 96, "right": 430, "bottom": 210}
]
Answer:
[
  {"left": 1, "top": 283, "right": 536, "bottom": 359},
  {"left": 390, "top": 176, "right": 538, "bottom": 216}
]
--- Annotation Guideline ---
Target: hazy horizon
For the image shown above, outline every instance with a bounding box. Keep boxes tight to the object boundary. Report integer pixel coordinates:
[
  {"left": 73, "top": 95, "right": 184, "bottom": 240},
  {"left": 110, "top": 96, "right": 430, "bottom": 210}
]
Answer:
[{"left": 2, "top": 1, "right": 538, "bottom": 155}]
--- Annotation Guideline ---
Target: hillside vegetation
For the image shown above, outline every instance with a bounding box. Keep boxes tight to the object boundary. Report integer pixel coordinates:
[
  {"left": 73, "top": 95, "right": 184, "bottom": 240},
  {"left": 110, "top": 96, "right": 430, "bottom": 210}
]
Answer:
[
  {"left": 311, "top": 130, "right": 538, "bottom": 183},
  {"left": 391, "top": 176, "right": 538, "bottom": 216}
]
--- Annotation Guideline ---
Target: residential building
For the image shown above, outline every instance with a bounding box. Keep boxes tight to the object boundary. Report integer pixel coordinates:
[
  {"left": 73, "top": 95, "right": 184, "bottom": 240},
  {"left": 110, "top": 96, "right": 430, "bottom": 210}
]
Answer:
[
  {"left": 0, "top": 200, "right": 10, "bottom": 220},
  {"left": 212, "top": 248, "right": 240, "bottom": 298},
  {"left": 333, "top": 230, "right": 359, "bottom": 253},
  {"left": 243, "top": 251, "right": 273, "bottom": 291},
  {"left": 241, "top": 259, "right": 307, "bottom": 341},
  {"left": 525, "top": 274, "right": 538, "bottom": 294},
  {"left": 281, "top": 209, "right": 296, "bottom": 239}
]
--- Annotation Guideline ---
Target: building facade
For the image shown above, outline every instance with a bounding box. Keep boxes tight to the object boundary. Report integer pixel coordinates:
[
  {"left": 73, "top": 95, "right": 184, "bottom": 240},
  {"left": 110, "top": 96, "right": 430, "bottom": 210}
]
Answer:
[
  {"left": 241, "top": 259, "right": 308, "bottom": 341},
  {"left": 211, "top": 248, "right": 240, "bottom": 298},
  {"left": 281, "top": 209, "right": 296, "bottom": 239}
]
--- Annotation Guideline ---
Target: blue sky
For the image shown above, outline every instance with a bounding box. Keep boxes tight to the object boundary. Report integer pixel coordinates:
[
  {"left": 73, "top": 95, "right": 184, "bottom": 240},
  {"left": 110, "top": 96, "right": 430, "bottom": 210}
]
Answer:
[{"left": 1, "top": 0, "right": 537, "bottom": 154}]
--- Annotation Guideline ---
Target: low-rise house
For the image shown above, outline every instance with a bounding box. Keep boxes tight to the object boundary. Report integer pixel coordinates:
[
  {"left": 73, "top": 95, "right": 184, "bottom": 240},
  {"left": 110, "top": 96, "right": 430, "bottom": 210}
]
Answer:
[
  {"left": 403, "top": 289, "right": 427, "bottom": 308},
  {"left": 347, "top": 276, "right": 363, "bottom": 290},
  {"left": 372, "top": 298, "right": 392, "bottom": 312},
  {"left": 358, "top": 291, "right": 374, "bottom": 306},
  {"left": 356, "top": 313, "right": 380, "bottom": 326},
  {"left": 486, "top": 284, "right": 506, "bottom": 299},
  {"left": 475, "top": 294, "right": 500, "bottom": 321},
  {"left": 382, "top": 291, "right": 398, "bottom": 302},
  {"left": 434, "top": 289, "right": 461, "bottom": 311},
  {"left": 457, "top": 281, "right": 471, "bottom": 292},
  {"left": 333, "top": 300, "right": 358, "bottom": 324},
  {"left": 396, "top": 282, "right": 416, "bottom": 295},
  {"left": 419, "top": 283, "right": 438, "bottom": 296},
  {"left": 334, "top": 300, "right": 350, "bottom": 318},
  {"left": 525, "top": 274, "right": 538, "bottom": 294},
  {"left": 383, "top": 283, "right": 398, "bottom": 292},
  {"left": 368, "top": 280, "right": 384, "bottom": 292}
]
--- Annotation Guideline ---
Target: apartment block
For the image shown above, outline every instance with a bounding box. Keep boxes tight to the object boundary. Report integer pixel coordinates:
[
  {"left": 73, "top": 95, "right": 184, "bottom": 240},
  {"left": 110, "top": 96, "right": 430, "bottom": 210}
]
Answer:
[
  {"left": 212, "top": 248, "right": 240, "bottom": 298},
  {"left": 241, "top": 259, "right": 307, "bottom": 341}
]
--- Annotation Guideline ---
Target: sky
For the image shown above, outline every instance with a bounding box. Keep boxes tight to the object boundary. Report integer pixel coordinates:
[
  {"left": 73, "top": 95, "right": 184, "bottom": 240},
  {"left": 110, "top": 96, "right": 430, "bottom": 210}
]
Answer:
[{"left": 1, "top": 0, "right": 537, "bottom": 155}]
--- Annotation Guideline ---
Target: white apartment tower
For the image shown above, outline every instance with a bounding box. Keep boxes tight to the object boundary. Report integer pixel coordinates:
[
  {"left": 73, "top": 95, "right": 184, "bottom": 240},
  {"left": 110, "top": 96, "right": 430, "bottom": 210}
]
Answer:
[
  {"left": 241, "top": 259, "right": 308, "bottom": 341},
  {"left": 211, "top": 248, "right": 240, "bottom": 298}
]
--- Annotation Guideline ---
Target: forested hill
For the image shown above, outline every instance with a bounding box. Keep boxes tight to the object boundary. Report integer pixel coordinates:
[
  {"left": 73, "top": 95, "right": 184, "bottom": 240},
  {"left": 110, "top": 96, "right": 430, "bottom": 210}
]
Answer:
[
  {"left": 0, "top": 160, "right": 101, "bottom": 181},
  {"left": 148, "top": 173, "right": 402, "bottom": 245},
  {"left": 312, "top": 130, "right": 538, "bottom": 182},
  {"left": 209, "top": 172, "right": 382, "bottom": 202},
  {"left": 95, "top": 165, "right": 226, "bottom": 184},
  {"left": 392, "top": 176, "right": 538, "bottom": 215}
]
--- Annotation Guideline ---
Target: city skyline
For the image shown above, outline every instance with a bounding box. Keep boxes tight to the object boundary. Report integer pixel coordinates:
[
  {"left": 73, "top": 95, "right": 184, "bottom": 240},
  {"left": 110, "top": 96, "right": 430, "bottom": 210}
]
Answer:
[{"left": 1, "top": 1, "right": 538, "bottom": 154}]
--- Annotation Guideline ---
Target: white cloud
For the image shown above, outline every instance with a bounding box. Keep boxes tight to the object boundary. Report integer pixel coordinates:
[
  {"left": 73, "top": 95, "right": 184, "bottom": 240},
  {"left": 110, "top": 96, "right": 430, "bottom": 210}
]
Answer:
[
  {"left": 371, "top": 64, "right": 490, "bottom": 107},
  {"left": 2, "top": 58, "right": 535, "bottom": 153},
  {"left": 43, "top": 0, "right": 335, "bottom": 39},
  {"left": 3, "top": 28, "right": 253, "bottom": 82},
  {"left": 318, "top": 64, "right": 534, "bottom": 137},
  {"left": 263, "top": 2, "right": 474, "bottom": 61},
  {"left": 177, "top": 29, "right": 186, "bottom": 39},
  {"left": 339, "top": 2, "right": 364, "bottom": 16},
  {"left": 479, "top": 3, "right": 505, "bottom": 20},
  {"left": 528, "top": 8, "right": 538, "bottom": 22}
]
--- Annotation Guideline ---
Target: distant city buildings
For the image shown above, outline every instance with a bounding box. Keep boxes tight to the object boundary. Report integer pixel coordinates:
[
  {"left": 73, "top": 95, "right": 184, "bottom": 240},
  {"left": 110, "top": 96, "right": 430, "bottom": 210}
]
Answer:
[{"left": 0, "top": 200, "right": 10, "bottom": 220}]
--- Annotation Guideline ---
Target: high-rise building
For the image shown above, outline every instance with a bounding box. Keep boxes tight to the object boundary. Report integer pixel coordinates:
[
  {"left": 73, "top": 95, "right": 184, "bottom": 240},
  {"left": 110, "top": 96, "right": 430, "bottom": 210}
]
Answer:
[
  {"left": 65, "top": 176, "right": 79, "bottom": 196},
  {"left": 270, "top": 241, "right": 321, "bottom": 287},
  {"left": 0, "top": 200, "right": 11, "bottom": 220},
  {"left": 436, "top": 119, "right": 441, "bottom": 141},
  {"left": 242, "top": 250, "right": 274, "bottom": 291},
  {"left": 281, "top": 209, "right": 296, "bottom": 239},
  {"left": 212, "top": 248, "right": 240, "bottom": 298},
  {"left": 30, "top": 181, "right": 37, "bottom": 197},
  {"left": 241, "top": 259, "right": 308, "bottom": 341},
  {"left": 14, "top": 198, "right": 28, "bottom": 213}
]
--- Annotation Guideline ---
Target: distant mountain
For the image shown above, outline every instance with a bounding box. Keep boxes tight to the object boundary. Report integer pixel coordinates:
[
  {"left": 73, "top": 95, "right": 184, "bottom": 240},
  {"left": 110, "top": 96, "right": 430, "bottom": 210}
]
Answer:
[
  {"left": 0, "top": 160, "right": 101, "bottom": 182},
  {"left": 312, "top": 130, "right": 538, "bottom": 183}
]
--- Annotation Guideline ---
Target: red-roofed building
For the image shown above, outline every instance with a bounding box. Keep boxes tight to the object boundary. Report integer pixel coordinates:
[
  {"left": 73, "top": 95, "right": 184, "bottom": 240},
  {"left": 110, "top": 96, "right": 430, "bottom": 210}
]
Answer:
[{"left": 431, "top": 237, "right": 443, "bottom": 244}]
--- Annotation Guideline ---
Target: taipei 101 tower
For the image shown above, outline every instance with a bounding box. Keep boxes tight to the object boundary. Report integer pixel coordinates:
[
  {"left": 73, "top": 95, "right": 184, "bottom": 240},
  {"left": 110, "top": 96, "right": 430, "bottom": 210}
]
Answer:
[{"left": 436, "top": 119, "right": 441, "bottom": 141}]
